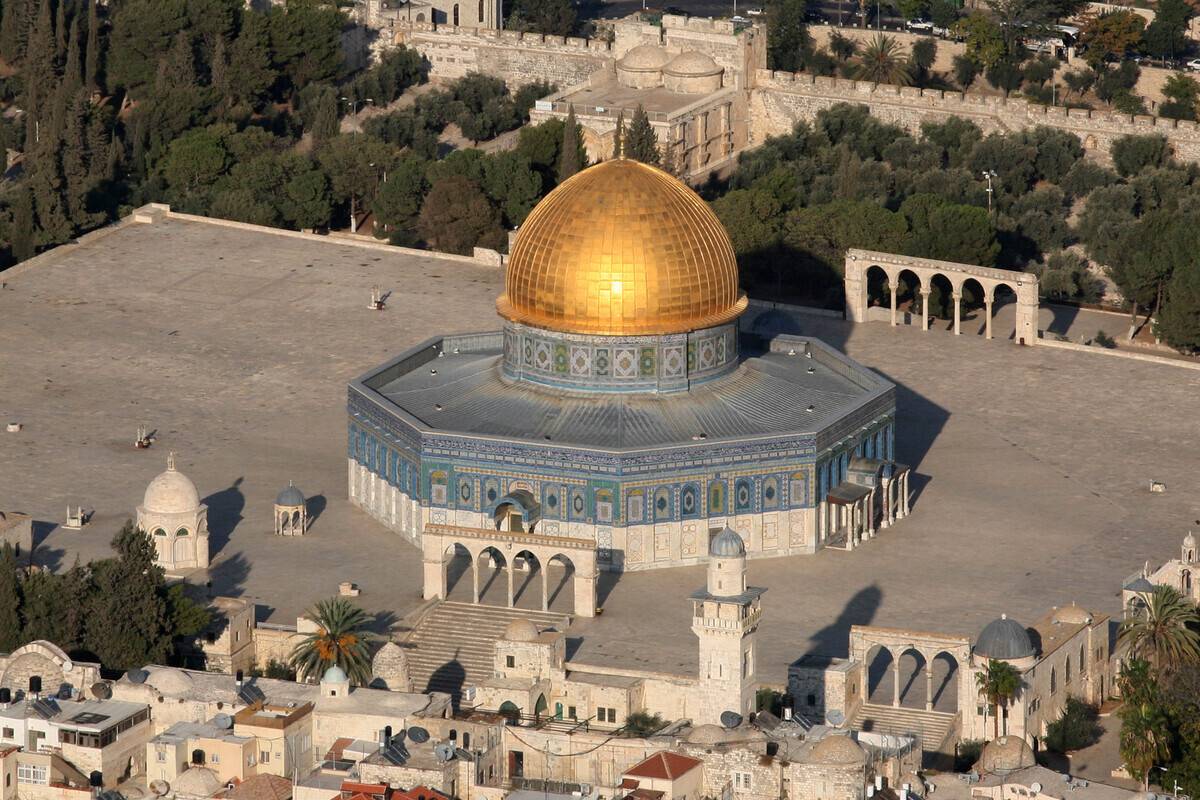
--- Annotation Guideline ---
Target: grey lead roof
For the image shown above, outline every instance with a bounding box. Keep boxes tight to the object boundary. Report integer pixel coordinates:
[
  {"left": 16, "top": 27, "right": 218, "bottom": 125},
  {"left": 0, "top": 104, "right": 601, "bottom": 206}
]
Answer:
[{"left": 364, "top": 335, "right": 889, "bottom": 451}]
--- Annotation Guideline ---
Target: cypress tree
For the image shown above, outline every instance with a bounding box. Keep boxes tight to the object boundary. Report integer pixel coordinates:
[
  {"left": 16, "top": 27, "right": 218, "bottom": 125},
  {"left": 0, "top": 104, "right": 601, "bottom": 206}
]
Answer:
[
  {"left": 557, "top": 105, "right": 580, "bottom": 182},
  {"left": 612, "top": 111, "right": 623, "bottom": 159},
  {"left": 23, "top": 0, "right": 56, "bottom": 151},
  {"left": 0, "top": 543, "right": 22, "bottom": 652},
  {"left": 210, "top": 35, "right": 228, "bottom": 98},
  {"left": 19, "top": 570, "right": 66, "bottom": 646},
  {"left": 62, "top": 90, "right": 91, "bottom": 225},
  {"left": 310, "top": 87, "right": 339, "bottom": 146},
  {"left": 0, "top": 0, "right": 34, "bottom": 64},
  {"left": 58, "top": 557, "right": 90, "bottom": 652},
  {"left": 9, "top": 188, "right": 35, "bottom": 262},
  {"left": 625, "top": 104, "right": 659, "bottom": 167},
  {"left": 54, "top": 0, "right": 66, "bottom": 62},
  {"left": 84, "top": 0, "right": 99, "bottom": 93},
  {"left": 62, "top": 16, "right": 82, "bottom": 98}
]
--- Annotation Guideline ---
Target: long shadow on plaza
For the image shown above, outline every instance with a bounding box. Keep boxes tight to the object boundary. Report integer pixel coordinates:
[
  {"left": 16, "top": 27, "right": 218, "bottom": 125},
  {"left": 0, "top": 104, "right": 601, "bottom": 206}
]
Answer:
[
  {"left": 794, "top": 582, "right": 883, "bottom": 661},
  {"left": 203, "top": 478, "right": 245, "bottom": 557},
  {"left": 207, "top": 550, "right": 251, "bottom": 597}
]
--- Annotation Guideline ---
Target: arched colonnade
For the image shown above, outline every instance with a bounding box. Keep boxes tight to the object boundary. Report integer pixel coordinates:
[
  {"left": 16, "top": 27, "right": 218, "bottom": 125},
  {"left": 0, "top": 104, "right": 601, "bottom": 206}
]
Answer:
[
  {"left": 844, "top": 249, "right": 1040, "bottom": 346},
  {"left": 849, "top": 625, "right": 972, "bottom": 714}
]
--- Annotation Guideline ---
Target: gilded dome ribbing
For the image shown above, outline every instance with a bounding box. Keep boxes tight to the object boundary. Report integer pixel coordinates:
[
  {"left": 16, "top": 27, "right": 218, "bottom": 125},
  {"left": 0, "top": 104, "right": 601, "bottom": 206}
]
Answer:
[{"left": 497, "top": 159, "right": 746, "bottom": 336}]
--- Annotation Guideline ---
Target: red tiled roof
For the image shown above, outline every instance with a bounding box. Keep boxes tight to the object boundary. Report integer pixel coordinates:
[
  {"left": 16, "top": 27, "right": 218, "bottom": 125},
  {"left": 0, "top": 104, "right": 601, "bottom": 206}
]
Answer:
[
  {"left": 624, "top": 752, "right": 703, "bottom": 781},
  {"left": 340, "top": 783, "right": 388, "bottom": 797},
  {"left": 326, "top": 738, "right": 354, "bottom": 761},
  {"left": 227, "top": 775, "right": 293, "bottom": 800},
  {"left": 394, "top": 787, "right": 449, "bottom": 800},
  {"left": 619, "top": 779, "right": 640, "bottom": 790}
]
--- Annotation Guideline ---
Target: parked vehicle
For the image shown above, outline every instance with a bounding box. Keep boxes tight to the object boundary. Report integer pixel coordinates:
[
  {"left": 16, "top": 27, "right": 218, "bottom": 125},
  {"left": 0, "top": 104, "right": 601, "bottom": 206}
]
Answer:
[
  {"left": 746, "top": 7, "right": 764, "bottom": 15},
  {"left": 1187, "top": 58, "right": 1200, "bottom": 71},
  {"left": 905, "top": 17, "right": 934, "bottom": 31}
]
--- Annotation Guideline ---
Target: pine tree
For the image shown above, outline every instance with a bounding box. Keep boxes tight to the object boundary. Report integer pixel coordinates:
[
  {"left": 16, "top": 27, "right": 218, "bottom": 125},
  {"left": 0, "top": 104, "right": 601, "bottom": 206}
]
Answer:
[
  {"left": 0, "top": 543, "right": 22, "bottom": 652},
  {"left": 159, "top": 30, "right": 196, "bottom": 90},
  {"left": 61, "top": 17, "right": 82, "bottom": 98},
  {"left": 85, "top": 522, "right": 170, "bottom": 670},
  {"left": 62, "top": 90, "right": 93, "bottom": 226},
  {"left": 557, "top": 105, "right": 581, "bottom": 182},
  {"left": 612, "top": 111, "right": 623, "bottom": 159},
  {"left": 23, "top": 0, "right": 57, "bottom": 151},
  {"left": 58, "top": 557, "right": 90, "bottom": 652},
  {"left": 84, "top": 0, "right": 99, "bottom": 93},
  {"left": 625, "top": 104, "right": 660, "bottom": 167},
  {"left": 210, "top": 35, "right": 228, "bottom": 98},
  {"left": 20, "top": 570, "right": 67, "bottom": 646}
]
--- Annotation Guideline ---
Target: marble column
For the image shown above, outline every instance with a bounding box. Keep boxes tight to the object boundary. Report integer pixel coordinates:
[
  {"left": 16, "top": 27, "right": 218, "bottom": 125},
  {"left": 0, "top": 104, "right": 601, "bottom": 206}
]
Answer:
[
  {"left": 893, "top": 659, "right": 901, "bottom": 708},
  {"left": 985, "top": 298, "right": 994, "bottom": 340},
  {"left": 541, "top": 565, "right": 549, "bottom": 612},
  {"left": 953, "top": 292, "right": 962, "bottom": 335},
  {"left": 880, "top": 480, "right": 891, "bottom": 529},
  {"left": 921, "top": 289, "right": 931, "bottom": 331},
  {"left": 902, "top": 473, "right": 911, "bottom": 516},
  {"left": 507, "top": 566, "right": 514, "bottom": 608},
  {"left": 472, "top": 560, "right": 480, "bottom": 605},
  {"left": 925, "top": 667, "right": 934, "bottom": 711},
  {"left": 889, "top": 281, "right": 899, "bottom": 326}
]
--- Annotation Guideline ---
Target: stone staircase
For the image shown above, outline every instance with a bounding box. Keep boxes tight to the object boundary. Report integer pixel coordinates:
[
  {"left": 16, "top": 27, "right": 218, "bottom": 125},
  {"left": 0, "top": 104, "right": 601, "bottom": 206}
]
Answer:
[
  {"left": 402, "top": 601, "right": 570, "bottom": 706},
  {"left": 849, "top": 702, "right": 957, "bottom": 755}
]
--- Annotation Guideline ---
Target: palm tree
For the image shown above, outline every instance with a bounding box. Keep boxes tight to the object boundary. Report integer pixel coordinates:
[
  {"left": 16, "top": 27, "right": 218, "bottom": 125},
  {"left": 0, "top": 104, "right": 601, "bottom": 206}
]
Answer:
[
  {"left": 1118, "top": 585, "right": 1200, "bottom": 677},
  {"left": 289, "top": 597, "right": 374, "bottom": 685},
  {"left": 1119, "top": 700, "right": 1171, "bottom": 790},
  {"left": 976, "top": 659, "right": 1022, "bottom": 738},
  {"left": 855, "top": 34, "right": 914, "bottom": 87}
]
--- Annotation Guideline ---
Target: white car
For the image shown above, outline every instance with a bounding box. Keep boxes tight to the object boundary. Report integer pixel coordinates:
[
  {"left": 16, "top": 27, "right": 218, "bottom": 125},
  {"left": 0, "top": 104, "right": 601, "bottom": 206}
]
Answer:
[
  {"left": 905, "top": 18, "right": 934, "bottom": 31},
  {"left": 746, "top": 7, "right": 764, "bottom": 15},
  {"left": 1187, "top": 58, "right": 1200, "bottom": 71}
]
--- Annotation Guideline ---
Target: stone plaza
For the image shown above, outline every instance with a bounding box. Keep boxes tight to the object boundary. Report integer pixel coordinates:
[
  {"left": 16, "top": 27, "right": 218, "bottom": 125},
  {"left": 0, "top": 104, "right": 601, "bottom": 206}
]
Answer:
[{"left": 1, "top": 208, "right": 1197, "bottom": 689}]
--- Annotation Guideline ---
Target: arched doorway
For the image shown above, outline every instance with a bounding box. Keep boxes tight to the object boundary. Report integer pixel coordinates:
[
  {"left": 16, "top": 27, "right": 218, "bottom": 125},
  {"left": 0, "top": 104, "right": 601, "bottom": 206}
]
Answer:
[
  {"left": 499, "top": 700, "right": 520, "bottom": 725},
  {"left": 993, "top": 283, "right": 1019, "bottom": 341},
  {"left": 928, "top": 273, "right": 955, "bottom": 331},
  {"left": 476, "top": 546, "right": 509, "bottom": 607},
  {"left": 546, "top": 554, "right": 576, "bottom": 613},
  {"left": 961, "top": 277, "right": 988, "bottom": 336},
  {"left": 173, "top": 536, "right": 193, "bottom": 565},
  {"left": 895, "top": 268, "right": 922, "bottom": 325},
  {"left": 895, "top": 648, "right": 928, "bottom": 709},
  {"left": 930, "top": 651, "right": 960, "bottom": 713},
  {"left": 493, "top": 490, "right": 540, "bottom": 533},
  {"left": 512, "top": 550, "right": 542, "bottom": 609},
  {"left": 534, "top": 693, "right": 548, "bottom": 719},
  {"left": 865, "top": 645, "right": 896, "bottom": 705},
  {"left": 865, "top": 265, "right": 892, "bottom": 320},
  {"left": 443, "top": 543, "right": 474, "bottom": 602}
]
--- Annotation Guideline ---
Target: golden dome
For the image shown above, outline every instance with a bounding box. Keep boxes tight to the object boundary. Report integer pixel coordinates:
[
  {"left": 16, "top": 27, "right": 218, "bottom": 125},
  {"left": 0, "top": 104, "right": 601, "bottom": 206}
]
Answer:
[{"left": 497, "top": 159, "right": 746, "bottom": 336}]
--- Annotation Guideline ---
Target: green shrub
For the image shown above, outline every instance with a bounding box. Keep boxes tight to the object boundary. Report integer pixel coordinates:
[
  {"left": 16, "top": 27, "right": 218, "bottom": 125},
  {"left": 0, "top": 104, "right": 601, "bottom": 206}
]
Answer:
[{"left": 1044, "top": 697, "right": 1103, "bottom": 751}]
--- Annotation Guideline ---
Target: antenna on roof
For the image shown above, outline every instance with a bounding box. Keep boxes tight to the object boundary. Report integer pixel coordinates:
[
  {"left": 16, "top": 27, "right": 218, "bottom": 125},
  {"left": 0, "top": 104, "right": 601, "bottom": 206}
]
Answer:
[{"left": 719, "top": 711, "right": 743, "bottom": 729}]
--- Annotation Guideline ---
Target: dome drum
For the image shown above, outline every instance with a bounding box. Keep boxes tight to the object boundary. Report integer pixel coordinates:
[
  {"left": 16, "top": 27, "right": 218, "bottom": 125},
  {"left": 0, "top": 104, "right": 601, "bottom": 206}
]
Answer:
[{"left": 501, "top": 321, "right": 740, "bottom": 393}]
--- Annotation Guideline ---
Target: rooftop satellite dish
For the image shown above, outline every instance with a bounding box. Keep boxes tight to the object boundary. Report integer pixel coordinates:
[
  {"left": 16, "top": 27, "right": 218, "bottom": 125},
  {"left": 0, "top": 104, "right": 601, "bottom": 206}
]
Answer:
[
  {"left": 826, "top": 709, "right": 846, "bottom": 727},
  {"left": 1029, "top": 783, "right": 1042, "bottom": 794},
  {"left": 149, "top": 780, "right": 170, "bottom": 797},
  {"left": 127, "top": 669, "right": 148, "bottom": 685},
  {"left": 719, "top": 711, "right": 743, "bottom": 729},
  {"left": 91, "top": 682, "right": 112, "bottom": 700},
  {"left": 237, "top": 683, "right": 267, "bottom": 707},
  {"left": 213, "top": 714, "right": 233, "bottom": 730},
  {"left": 408, "top": 726, "right": 430, "bottom": 744},
  {"left": 434, "top": 742, "right": 456, "bottom": 762}
]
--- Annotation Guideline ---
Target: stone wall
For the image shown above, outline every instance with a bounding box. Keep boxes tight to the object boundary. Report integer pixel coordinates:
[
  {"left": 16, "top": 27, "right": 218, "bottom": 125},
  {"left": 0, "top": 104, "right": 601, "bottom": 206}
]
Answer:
[
  {"left": 749, "top": 70, "right": 1200, "bottom": 162},
  {"left": 396, "top": 22, "right": 611, "bottom": 86}
]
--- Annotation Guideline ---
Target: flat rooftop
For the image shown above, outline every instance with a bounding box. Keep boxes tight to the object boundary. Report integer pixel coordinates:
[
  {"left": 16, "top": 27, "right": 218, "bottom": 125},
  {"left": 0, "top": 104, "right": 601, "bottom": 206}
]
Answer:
[
  {"left": 1, "top": 210, "right": 1198, "bottom": 684},
  {"left": 362, "top": 334, "right": 888, "bottom": 450},
  {"left": 559, "top": 77, "right": 711, "bottom": 118}
]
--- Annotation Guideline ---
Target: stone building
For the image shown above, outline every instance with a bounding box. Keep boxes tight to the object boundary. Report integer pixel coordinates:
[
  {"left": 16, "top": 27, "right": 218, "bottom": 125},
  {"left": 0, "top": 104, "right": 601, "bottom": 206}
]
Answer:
[
  {"left": 1122, "top": 532, "right": 1199, "bottom": 611},
  {"left": 136, "top": 453, "right": 210, "bottom": 573},
  {"left": 0, "top": 511, "right": 33, "bottom": 557},
  {"left": 348, "top": 159, "right": 903, "bottom": 616},
  {"left": 0, "top": 641, "right": 101, "bottom": 701}
]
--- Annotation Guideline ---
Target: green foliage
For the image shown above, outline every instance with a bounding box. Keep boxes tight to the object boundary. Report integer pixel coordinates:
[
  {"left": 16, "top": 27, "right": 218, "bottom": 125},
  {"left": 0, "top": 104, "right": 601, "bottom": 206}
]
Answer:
[
  {"left": 1079, "top": 10, "right": 1145, "bottom": 67},
  {"left": 624, "top": 711, "right": 666, "bottom": 735},
  {"left": 253, "top": 659, "right": 296, "bottom": 681},
  {"left": 767, "top": 0, "right": 810, "bottom": 72},
  {"left": 856, "top": 34, "right": 913, "bottom": 86},
  {"left": 557, "top": 106, "right": 581, "bottom": 182},
  {"left": 418, "top": 175, "right": 506, "bottom": 255},
  {"left": 1035, "top": 251, "right": 1103, "bottom": 302},
  {"left": 976, "top": 659, "right": 1023, "bottom": 738},
  {"left": 902, "top": 194, "right": 999, "bottom": 265},
  {"left": 1119, "top": 584, "right": 1200, "bottom": 675},
  {"left": 506, "top": 0, "right": 576, "bottom": 36},
  {"left": 952, "top": 53, "right": 979, "bottom": 89},
  {"left": 289, "top": 597, "right": 374, "bottom": 685},
  {"left": 1094, "top": 61, "right": 1140, "bottom": 105},
  {"left": 1092, "top": 329, "right": 1116, "bottom": 347},
  {"left": 1158, "top": 261, "right": 1200, "bottom": 351},
  {"left": 1160, "top": 74, "right": 1200, "bottom": 122},
  {"left": 84, "top": 522, "right": 172, "bottom": 670},
  {"left": 1111, "top": 134, "right": 1170, "bottom": 178},
  {"left": 955, "top": 12, "right": 1004, "bottom": 69},
  {"left": 165, "top": 584, "right": 211, "bottom": 639},
  {"left": 985, "top": 58, "right": 1023, "bottom": 95},
  {"left": 756, "top": 688, "right": 785, "bottom": 715},
  {"left": 1143, "top": 0, "right": 1192, "bottom": 63},
  {"left": 956, "top": 739, "right": 985, "bottom": 772},
  {"left": 0, "top": 544, "right": 21, "bottom": 652},
  {"left": 625, "top": 105, "right": 660, "bottom": 166},
  {"left": 1044, "top": 697, "right": 1102, "bottom": 752},
  {"left": 1060, "top": 160, "right": 1117, "bottom": 198}
]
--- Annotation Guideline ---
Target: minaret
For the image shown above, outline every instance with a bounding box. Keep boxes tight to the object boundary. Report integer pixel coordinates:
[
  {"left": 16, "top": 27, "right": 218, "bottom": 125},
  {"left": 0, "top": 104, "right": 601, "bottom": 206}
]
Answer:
[
  {"left": 1183, "top": 531, "right": 1196, "bottom": 565},
  {"left": 691, "top": 527, "right": 765, "bottom": 726}
]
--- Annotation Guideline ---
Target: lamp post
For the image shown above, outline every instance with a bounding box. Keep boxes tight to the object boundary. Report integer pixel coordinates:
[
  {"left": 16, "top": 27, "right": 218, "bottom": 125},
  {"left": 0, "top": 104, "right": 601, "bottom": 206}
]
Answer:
[
  {"left": 1153, "top": 766, "right": 1180, "bottom": 797},
  {"left": 981, "top": 169, "right": 997, "bottom": 215}
]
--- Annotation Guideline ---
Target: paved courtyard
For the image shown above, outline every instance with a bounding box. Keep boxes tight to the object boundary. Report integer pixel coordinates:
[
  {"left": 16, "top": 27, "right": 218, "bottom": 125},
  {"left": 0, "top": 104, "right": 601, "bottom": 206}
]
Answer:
[{"left": 2, "top": 213, "right": 1198, "bottom": 685}]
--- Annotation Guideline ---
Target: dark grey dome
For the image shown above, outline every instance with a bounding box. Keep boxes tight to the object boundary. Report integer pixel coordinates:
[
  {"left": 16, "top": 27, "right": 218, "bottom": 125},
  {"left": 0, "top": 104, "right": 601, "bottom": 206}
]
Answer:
[
  {"left": 276, "top": 482, "right": 305, "bottom": 506},
  {"left": 1125, "top": 577, "right": 1155, "bottom": 593},
  {"left": 975, "top": 615, "right": 1035, "bottom": 660},
  {"left": 710, "top": 527, "right": 746, "bottom": 558}
]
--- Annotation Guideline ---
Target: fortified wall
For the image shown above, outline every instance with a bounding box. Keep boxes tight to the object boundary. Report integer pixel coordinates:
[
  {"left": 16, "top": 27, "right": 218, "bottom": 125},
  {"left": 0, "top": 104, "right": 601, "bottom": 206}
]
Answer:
[
  {"left": 750, "top": 70, "right": 1200, "bottom": 162},
  {"left": 395, "top": 22, "right": 612, "bottom": 86}
]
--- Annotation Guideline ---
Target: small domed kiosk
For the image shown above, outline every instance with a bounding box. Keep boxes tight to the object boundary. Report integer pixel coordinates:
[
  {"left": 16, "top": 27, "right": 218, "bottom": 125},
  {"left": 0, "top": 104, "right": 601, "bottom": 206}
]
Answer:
[
  {"left": 274, "top": 481, "right": 307, "bottom": 536},
  {"left": 136, "top": 452, "right": 209, "bottom": 572}
]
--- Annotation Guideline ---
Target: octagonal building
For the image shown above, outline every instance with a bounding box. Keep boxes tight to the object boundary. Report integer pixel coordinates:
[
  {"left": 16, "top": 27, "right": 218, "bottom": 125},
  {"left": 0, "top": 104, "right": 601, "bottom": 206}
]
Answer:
[{"left": 348, "top": 159, "right": 905, "bottom": 616}]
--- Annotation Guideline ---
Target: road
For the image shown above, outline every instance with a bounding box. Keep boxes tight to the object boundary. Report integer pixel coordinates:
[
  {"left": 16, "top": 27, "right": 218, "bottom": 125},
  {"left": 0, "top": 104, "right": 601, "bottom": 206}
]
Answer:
[{"left": 591, "top": 0, "right": 905, "bottom": 28}]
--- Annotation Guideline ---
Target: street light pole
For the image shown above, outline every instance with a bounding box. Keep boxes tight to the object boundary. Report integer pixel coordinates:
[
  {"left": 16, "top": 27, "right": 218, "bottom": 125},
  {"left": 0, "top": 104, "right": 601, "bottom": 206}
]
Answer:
[{"left": 982, "top": 169, "right": 996, "bottom": 215}]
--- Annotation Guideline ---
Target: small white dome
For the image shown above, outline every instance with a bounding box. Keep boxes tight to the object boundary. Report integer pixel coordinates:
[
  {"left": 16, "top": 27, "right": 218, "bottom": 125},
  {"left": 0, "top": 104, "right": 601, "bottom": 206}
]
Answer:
[
  {"left": 504, "top": 619, "right": 539, "bottom": 642},
  {"left": 664, "top": 50, "right": 722, "bottom": 77},
  {"left": 1185, "top": 531, "right": 1196, "bottom": 548},
  {"left": 173, "top": 767, "right": 222, "bottom": 798},
  {"left": 685, "top": 723, "right": 728, "bottom": 744},
  {"left": 811, "top": 733, "right": 867, "bottom": 764},
  {"left": 143, "top": 456, "right": 201, "bottom": 514},
  {"left": 1053, "top": 603, "right": 1093, "bottom": 625},
  {"left": 976, "top": 735, "right": 1036, "bottom": 774},
  {"left": 619, "top": 44, "right": 670, "bottom": 71},
  {"left": 144, "top": 666, "right": 194, "bottom": 695},
  {"left": 322, "top": 665, "right": 348, "bottom": 683}
]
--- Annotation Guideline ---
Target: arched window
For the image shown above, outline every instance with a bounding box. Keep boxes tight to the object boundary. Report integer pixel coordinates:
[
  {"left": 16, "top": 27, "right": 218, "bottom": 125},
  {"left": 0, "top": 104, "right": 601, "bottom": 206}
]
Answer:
[
  {"left": 175, "top": 527, "right": 190, "bottom": 537},
  {"left": 416, "top": 12, "right": 425, "bottom": 20},
  {"left": 735, "top": 479, "right": 753, "bottom": 512},
  {"left": 152, "top": 528, "right": 167, "bottom": 537},
  {"left": 762, "top": 477, "right": 779, "bottom": 510},
  {"left": 1050, "top": 667, "right": 1057, "bottom": 694},
  {"left": 708, "top": 481, "right": 725, "bottom": 515},
  {"left": 452, "top": 3, "right": 460, "bottom": 25},
  {"left": 653, "top": 487, "right": 671, "bottom": 521},
  {"left": 478, "top": 0, "right": 484, "bottom": 21},
  {"left": 680, "top": 484, "right": 699, "bottom": 518},
  {"left": 1064, "top": 655, "right": 1071, "bottom": 684},
  {"left": 1079, "top": 644, "right": 1087, "bottom": 675},
  {"left": 462, "top": 732, "right": 471, "bottom": 749}
]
